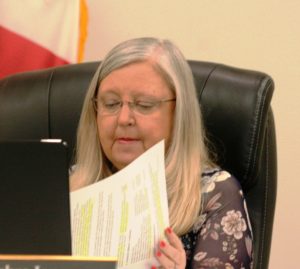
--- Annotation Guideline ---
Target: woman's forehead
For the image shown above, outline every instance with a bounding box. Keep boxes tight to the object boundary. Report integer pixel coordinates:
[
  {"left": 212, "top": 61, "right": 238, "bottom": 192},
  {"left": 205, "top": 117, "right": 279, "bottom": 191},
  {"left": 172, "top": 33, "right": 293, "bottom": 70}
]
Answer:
[{"left": 98, "top": 61, "right": 174, "bottom": 97}]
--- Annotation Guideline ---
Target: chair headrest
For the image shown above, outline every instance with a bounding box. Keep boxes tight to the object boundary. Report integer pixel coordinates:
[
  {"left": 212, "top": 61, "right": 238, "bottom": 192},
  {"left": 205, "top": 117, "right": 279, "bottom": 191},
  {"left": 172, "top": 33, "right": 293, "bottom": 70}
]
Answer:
[{"left": 0, "top": 61, "right": 274, "bottom": 190}]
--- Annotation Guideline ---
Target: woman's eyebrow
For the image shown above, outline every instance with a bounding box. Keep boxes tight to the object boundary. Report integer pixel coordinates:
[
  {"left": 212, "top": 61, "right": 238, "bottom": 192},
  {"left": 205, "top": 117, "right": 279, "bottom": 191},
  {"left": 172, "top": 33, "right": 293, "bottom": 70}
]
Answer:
[
  {"left": 98, "top": 90, "right": 120, "bottom": 97},
  {"left": 100, "top": 89, "right": 158, "bottom": 98}
]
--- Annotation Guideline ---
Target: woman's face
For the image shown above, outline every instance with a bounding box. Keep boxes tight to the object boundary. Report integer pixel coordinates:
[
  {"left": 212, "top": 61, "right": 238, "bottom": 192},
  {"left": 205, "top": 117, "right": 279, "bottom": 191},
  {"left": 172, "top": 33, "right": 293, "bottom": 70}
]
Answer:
[{"left": 96, "top": 61, "right": 175, "bottom": 170}]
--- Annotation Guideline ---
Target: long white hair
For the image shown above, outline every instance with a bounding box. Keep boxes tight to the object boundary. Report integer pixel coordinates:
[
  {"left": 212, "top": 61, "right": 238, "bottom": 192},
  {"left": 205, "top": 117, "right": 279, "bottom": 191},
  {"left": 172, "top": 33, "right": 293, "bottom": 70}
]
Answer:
[{"left": 70, "top": 37, "right": 215, "bottom": 235}]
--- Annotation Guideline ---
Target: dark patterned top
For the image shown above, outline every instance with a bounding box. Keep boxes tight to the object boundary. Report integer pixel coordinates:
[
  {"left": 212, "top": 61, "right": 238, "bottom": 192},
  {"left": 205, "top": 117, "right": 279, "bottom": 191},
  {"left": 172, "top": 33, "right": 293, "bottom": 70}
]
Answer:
[{"left": 180, "top": 169, "right": 253, "bottom": 269}]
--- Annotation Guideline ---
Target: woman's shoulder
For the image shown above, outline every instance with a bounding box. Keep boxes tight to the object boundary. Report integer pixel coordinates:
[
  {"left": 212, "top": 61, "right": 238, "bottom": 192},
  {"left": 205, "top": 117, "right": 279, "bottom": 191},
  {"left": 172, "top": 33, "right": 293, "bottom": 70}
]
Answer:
[
  {"left": 182, "top": 168, "right": 253, "bottom": 265},
  {"left": 188, "top": 168, "right": 250, "bottom": 235},
  {"left": 199, "top": 168, "right": 247, "bottom": 222},
  {"left": 201, "top": 167, "right": 242, "bottom": 196}
]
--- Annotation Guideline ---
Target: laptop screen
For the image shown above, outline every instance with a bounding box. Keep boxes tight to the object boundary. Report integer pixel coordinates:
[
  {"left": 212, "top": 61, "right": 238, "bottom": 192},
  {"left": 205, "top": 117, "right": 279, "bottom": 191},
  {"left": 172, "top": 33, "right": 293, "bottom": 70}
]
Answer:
[{"left": 0, "top": 140, "right": 72, "bottom": 255}]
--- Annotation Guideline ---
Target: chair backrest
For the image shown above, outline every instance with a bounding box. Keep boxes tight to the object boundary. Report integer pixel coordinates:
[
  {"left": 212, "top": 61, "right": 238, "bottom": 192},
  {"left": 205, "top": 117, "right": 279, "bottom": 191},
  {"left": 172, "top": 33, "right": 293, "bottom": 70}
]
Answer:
[{"left": 0, "top": 61, "right": 277, "bottom": 269}]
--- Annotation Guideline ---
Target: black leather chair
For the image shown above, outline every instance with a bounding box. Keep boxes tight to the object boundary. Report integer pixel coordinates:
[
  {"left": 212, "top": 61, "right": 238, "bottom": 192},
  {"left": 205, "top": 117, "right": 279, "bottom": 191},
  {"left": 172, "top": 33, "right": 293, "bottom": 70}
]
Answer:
[{"left": 0, "top": 61, "right": 277, "bottom": 269}]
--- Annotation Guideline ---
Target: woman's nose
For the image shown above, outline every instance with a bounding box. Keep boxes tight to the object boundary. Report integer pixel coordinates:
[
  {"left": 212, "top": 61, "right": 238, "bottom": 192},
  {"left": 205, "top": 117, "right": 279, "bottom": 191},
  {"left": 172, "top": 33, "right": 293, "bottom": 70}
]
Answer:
[{"left": 117, "top": 102, "right": 135, "bottom": 125}]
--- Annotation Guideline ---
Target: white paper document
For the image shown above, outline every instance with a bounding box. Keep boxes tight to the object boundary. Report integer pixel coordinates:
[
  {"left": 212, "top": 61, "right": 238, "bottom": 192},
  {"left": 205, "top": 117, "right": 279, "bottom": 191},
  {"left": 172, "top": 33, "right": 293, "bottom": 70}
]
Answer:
[{"left": 70, "top": 141, "right": 169, "bottom": 269}]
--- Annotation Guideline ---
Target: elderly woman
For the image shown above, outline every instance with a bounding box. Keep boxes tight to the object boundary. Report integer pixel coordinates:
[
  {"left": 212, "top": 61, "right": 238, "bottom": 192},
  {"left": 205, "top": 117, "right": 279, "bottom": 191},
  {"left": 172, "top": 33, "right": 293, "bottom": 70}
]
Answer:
[{"left": 70, "top": 37, "right": 253, "bottom": 269}]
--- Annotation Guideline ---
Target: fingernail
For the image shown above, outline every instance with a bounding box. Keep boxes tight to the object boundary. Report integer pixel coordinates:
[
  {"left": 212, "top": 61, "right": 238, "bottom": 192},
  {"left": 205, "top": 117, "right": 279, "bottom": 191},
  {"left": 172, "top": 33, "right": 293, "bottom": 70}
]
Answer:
[
  {"left": 160, "top": 240, "right": 166, "bottom": 248},
  {"left": 156, "top": 251, "right": 162, "bottom": 257},
  {"left": 166, "top": 227, "right": 172, "bottom": 234}
]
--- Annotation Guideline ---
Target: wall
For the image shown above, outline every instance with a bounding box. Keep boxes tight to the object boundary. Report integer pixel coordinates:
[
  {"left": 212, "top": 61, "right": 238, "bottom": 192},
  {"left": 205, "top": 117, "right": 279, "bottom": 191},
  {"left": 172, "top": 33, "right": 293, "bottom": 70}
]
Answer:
[{"left": 84, "top": 0, "right": 300, "bottom": 267}]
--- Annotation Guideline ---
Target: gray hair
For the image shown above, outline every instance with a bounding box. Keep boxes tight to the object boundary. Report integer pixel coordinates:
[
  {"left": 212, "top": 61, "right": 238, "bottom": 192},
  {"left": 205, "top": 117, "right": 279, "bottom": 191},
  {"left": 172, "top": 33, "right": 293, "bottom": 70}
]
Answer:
[{"left": 71, "top": 37, "right": 214, "bottom": 234}]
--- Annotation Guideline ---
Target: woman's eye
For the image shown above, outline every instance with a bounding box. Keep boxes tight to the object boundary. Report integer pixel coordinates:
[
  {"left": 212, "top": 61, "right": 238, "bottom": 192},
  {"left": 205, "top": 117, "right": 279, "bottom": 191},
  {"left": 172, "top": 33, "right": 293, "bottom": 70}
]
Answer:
[
  {"left": 136, "top": 101, "right": 155, "bottom": 109},
  {"left": 104, "top": 101, "right": 120, "bottom": 108}
]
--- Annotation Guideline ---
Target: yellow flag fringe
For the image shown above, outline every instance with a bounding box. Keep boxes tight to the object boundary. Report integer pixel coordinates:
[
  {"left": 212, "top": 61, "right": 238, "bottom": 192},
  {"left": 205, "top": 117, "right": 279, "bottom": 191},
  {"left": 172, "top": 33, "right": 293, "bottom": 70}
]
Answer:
[{"left": 77, "top": 0, "right": 88, "bottom": 62}]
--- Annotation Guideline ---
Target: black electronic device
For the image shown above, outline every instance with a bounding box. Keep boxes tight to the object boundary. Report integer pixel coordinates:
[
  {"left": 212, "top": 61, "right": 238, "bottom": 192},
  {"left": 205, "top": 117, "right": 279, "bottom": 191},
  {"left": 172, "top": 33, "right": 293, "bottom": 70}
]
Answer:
[{"left": 0, "top": 139, "right": 71, "bottom": 255}]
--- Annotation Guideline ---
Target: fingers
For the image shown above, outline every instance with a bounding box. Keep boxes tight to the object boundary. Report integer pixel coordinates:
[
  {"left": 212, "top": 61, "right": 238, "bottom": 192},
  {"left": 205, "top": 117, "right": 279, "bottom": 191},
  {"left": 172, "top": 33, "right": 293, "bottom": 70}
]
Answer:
[
  {"left": 153, "top": 227, "right": 186, "bottom": 269},
  {"left": 165, "top": 227, "right": 184, "bottom": 251}
]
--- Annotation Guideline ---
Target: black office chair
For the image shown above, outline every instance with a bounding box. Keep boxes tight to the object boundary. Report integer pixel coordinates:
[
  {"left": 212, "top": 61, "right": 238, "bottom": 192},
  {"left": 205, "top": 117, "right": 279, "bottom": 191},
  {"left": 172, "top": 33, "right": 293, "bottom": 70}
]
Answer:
[{"left": 0, "top": 61, "right": 277, "bottom": 269}]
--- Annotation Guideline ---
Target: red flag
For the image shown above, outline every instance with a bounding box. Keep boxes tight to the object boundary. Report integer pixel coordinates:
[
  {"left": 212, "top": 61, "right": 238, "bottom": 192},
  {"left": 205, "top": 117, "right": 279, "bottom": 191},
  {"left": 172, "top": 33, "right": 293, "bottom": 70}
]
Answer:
[{"left": 0, "top": 0, "right": 88, "bottom": 79}]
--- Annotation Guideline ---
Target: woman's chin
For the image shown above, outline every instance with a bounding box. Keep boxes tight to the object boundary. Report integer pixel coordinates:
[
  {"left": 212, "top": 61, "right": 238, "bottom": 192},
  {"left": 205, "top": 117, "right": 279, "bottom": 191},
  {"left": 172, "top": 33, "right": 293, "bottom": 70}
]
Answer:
[{"left": 112, "top": 154, "right": 141, "bottom": 170}]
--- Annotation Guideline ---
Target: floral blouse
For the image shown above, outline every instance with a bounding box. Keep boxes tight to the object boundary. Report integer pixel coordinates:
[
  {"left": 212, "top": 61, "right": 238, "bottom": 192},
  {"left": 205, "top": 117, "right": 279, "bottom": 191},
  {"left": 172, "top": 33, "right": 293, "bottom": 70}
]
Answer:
[{"left": 180, "top": 169, "right": 253, "bottom": 269}]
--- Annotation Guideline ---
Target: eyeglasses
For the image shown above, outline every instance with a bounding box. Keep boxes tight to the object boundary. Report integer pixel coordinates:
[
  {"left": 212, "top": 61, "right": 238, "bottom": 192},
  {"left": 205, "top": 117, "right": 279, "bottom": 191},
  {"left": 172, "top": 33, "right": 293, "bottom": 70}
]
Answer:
[{"left": 92, "top": 97, "right": 176, "bottom": 116}]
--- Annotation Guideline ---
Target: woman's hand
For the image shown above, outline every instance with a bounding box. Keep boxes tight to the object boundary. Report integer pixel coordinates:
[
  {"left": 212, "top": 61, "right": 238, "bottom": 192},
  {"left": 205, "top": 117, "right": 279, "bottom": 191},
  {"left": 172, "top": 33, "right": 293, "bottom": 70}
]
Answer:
[{"left": 152, "top": 227, "right": 186, "bottom": 269}]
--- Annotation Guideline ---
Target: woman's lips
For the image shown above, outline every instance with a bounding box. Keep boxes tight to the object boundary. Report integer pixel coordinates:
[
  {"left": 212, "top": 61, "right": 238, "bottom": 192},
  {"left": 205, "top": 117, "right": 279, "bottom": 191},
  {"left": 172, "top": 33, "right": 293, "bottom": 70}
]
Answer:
[{"left": 116, "top": 137, "right": 139, "bottom": 144}]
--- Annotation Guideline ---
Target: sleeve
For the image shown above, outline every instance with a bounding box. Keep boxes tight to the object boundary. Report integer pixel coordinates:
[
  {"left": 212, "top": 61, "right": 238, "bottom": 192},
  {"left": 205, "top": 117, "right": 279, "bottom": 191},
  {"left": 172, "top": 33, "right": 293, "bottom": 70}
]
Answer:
[{"left": 191, "top": 171, "right": 253, "bottom": 269}]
